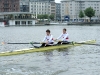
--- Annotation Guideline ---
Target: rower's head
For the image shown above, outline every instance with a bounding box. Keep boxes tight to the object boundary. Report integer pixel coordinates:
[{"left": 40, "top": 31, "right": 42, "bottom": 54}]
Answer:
[
  {"left": 63, "top": 28, "right": 67, "bottom": 34},
  {"left": 46, "top": 29, "right": 50, "bottom": 35}
]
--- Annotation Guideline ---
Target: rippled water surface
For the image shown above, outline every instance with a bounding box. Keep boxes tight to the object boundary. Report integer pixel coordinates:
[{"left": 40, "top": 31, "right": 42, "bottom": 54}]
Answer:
[{"left": 0, "top": 25, "right": 100, "bottom": 75}]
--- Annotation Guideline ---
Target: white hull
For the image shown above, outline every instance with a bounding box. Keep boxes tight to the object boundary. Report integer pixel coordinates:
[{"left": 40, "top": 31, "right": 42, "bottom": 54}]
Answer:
[
  {"left": 50, "top": 22, "right": 60, "bottom": 25},
  {"left": 50, "top": 22, "right": 68, "bottom": 25},
  {"left": 60, "top": 23, "right": 67, "bottom": 25},
  {"left": 0, "top": 22, "right": 5, "bottom": 27}
]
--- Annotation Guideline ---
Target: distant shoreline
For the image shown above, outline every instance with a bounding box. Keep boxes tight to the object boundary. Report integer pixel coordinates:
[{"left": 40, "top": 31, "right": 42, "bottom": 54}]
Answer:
[
  {"left": 67, "top": 22, "right": 100, "bottom": 25},
  {"left": 1, "top": 22, "right": 100, "bottom": 27}
]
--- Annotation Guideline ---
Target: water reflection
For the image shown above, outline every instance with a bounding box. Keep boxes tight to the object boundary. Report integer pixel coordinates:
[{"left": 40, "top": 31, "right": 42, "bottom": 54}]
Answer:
[
  {"left": 44, "top": 51, "right": 53, "bottom": 61},
  {"left": 44, "top": 48, "right": 70, "bottom": 62},
  {"left": 58, "top": 48, "right": 69, "bottom": 56}
]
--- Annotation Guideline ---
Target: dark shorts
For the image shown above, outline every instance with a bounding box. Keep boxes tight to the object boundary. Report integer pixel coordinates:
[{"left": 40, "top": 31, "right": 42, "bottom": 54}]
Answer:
[
  {"left": 57, "top": 41, "right": 70, "bottom": 45},
  {"left": 41, "top": 42, "right": 54, "bottom": 47}
]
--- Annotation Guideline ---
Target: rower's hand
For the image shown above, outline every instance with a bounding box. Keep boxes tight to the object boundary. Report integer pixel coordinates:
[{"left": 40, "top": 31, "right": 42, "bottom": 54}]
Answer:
[
  {"left": 54, "top": 39, "right": 57, "bottom": 41},
  {"left": 30, "top": 42, "right": 33, "bottom": 44},
  {"left": 46, "top": 41, "right": 49, "bottom": 44}
]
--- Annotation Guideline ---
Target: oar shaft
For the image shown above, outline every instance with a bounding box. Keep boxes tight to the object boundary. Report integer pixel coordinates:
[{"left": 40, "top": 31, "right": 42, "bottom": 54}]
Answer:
[
  {"left": 75, "top": 43, "right": 100, "bottom": 46},
  {"left": 7, "top": 43, "right": 30, "bottom": 44},
  {"left": 7, "top": 42, "right": 42, "bottom": 44}
]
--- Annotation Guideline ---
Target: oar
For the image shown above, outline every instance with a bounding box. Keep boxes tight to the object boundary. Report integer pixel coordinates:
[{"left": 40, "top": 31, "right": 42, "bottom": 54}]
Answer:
[
  {"left": 1, "top": 42, "right": 43, "bottom": 45},
  {"left": 73, "top": 42, "right": 100, "bottom": 46},
  {"left": 8, "top": 43, "right": 30, "bottom": 44},
  {"left": 55, "top": 40, "right": 100, "bottom": 46}
]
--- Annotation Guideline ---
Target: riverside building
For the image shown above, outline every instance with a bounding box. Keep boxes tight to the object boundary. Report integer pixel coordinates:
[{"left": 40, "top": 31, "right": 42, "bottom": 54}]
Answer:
[
  {"left": 61, "top": 0, "right": 100, "bottom": 22},
  {"left": 56, "top": 3, "right": 61, "bottom": 21},
  {"left": 0, "top": 0, "right": 20, "bottom": 12},
  {"left": 29, "top": 1, "right": 56, "bottom": 19},
  {"left": 0, "top": 12, "right": 35, "bottom": 26}
]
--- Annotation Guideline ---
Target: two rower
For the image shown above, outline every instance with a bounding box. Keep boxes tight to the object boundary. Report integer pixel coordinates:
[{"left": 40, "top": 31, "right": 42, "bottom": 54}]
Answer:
[{"left": 41, "top": 28, "right": 69, "bottom": 47}]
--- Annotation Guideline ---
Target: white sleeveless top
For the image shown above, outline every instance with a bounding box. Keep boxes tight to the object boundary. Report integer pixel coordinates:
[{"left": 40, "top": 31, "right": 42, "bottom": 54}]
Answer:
[
  {"left": 57, "top": 33, "right": 69, "bottom": 41},
  {"left": 42, "top": 34, "right": 54, "bottom": 43}
]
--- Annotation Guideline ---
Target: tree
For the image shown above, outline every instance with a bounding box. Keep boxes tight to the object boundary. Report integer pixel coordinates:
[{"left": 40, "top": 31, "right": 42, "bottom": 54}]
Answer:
[
  {"left": 84, "top": 7, "right": 95, "bottom": 22},
  {"left": 37, "top": 14, "right": 49, "bottom": 19},
  {"left": 37, "top": 15, "right": 43, "bottom": 19},
  {"left": 79, "top": 10, "right": 84, "bottom": 18},
  {"left": 49, "top": 14, "right": 54, "bottom": 21},
  {"left": 43, "top": 14, "right": 48, "bottom": 19},
  {"left": 9, "top": 14, "right": 14, "bottom": 19}
]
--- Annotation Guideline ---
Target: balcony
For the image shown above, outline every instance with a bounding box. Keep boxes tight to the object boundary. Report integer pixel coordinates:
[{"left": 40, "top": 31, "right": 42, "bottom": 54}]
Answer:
[
  {"left": 3, "top": 14, "right": 35, "bottom": 20},
  {"left": 0, "top": 12, "right": 35, "bottom": 20}
]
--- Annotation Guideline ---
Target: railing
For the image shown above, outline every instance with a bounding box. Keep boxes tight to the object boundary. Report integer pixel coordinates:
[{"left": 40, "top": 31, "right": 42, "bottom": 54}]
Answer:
[{"left": 4, "top": 17, "right": 35, "bottom": 20}]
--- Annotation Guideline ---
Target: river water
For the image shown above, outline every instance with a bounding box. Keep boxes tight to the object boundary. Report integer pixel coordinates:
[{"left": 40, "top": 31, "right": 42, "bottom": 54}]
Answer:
[{"left": 0, "top": 25, "right": 100, "bottom": 75}]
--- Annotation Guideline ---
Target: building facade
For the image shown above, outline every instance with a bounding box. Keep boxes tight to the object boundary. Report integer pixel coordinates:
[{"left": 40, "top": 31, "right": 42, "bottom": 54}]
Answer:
[
  {"left": 20, "top": 0, "right": 55, "bottom": 12},
  {"left": 0, "top": 0, "right": 20, "bottom": 12},
  {"left": 29, "top": 1, "right": 56, "bottom": 19},
  {"left": 20, "top": 0, "right": 30, "bottom": 12},
  {"left": 56, "top": 3, "right": 61, "bottom": 21},
  {"left": 30, "top": 0, "right": 55, "bottom": 2},
  {"left": 0, "top": 0, "right": 55, "bottom": 14},
  {"left": 50, "top": 2, "right": 56, "bottom": 16},
  {"left": 0, "top": 0, "right": 29, "bottom": 12},
  {"left": 0, "top": 12, "right": 35, "bottom": 26},
  {"left": 61, "top": 0, "right": 100, "bottom": 22}
]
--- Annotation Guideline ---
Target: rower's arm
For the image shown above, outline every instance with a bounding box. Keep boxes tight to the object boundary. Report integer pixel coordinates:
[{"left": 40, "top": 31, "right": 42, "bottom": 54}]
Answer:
[
  {"left": 57, "top": 33, "right": 63, "bottom": 40},
  {"left": 48, "top": 35, "right": 53, "bottom": 42},
  {"left": 42, "top": 36, "right": 46, "bottom": 42},
  {"left": 62, "top": 33, "right": 69, "bottom": 41}
]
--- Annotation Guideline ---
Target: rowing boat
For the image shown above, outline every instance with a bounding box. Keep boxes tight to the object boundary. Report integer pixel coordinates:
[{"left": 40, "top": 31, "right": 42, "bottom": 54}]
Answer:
[{"left": 0, "top": 40, "right": 96, "bottom": 56}]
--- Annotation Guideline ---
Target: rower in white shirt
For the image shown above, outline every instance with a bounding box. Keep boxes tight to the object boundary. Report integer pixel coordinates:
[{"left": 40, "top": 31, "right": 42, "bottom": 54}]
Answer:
[
  {"left": 41, "top": 29, "right": 54, "bottom": 47},
  {"left": 55, "top": 28, "right": 69, "bottom": 44}
]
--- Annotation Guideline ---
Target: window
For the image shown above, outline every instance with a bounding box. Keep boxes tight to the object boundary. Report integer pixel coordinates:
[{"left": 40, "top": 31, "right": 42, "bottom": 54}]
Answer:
[
  {"left": 28, "top": 21, "right": 32, "bottom": 25},
  {"left": 15, "top": 21, "right": 20, "bottom": 25},
  {"left": 97, "top": 4, "right": 99, "bottom": 6},
  {"left": 21, "top": 21, "right": 26, "bottom": 25},
  {"left": 62, "top": 4, "right": 64, "bottom": 6}
]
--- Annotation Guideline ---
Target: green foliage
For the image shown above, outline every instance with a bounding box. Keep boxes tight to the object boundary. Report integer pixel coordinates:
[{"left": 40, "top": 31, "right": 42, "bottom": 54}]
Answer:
[
  {"left": 37, "top": 14, "right": 48, "bottom": 19},
  {"left": 9, "top": 14, "right": 14, "bottom": 19},
  {"left": 79, "top": 10, "right": 84, "bottom": 18},
  {"left": 37, "top": 15, "right": 43, "bottom": 19},
  {"left": 49, "top": 14, "right": 54, "bottom": 20},
  {"left": 43, "top": 14, "right": 48, "bottom": 19},
  {"left": 37, "top": 14, "right": 55, "bottom": 21},
  {"left": 84, "top": 7, "right": 95, "bottom": 22}
]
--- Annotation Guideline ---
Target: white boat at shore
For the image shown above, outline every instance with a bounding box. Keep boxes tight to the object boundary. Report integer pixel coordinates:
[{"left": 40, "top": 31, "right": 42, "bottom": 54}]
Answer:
[
  {"left": 0, "top": 22, "right": 5, "bottom": 27},
  {"left": 50, "top": 22, "right": 60, "bottom": 25},
  {"left": 49, "top": 21, "right": 68, "bottom": 25},
  {"left": 60, "top": 22, "right": 68, "bottom": 25}
]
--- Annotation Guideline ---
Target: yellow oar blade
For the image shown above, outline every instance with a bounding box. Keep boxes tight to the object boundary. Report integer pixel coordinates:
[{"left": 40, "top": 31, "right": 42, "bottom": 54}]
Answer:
[{"left": 1, "top": 42, "right": 6, "bottom": 45}]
